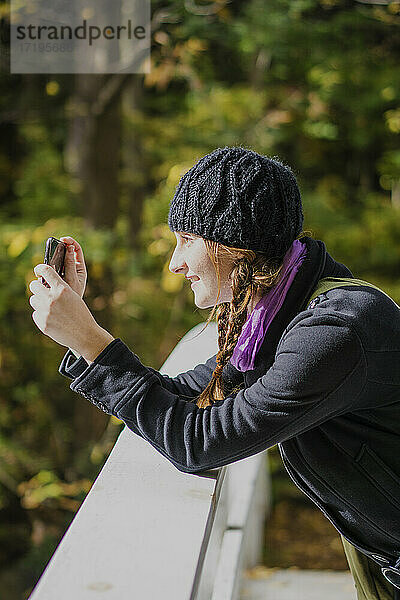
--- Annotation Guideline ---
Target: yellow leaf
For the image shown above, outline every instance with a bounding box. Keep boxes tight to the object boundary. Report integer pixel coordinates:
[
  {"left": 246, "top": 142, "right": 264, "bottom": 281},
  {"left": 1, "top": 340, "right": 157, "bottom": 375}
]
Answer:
[
  {"left": 8, "top": 231, "right": 30, "bottom": 257},
  {"left": 46, "top": 81, "right": 60, "bottom": 96}
]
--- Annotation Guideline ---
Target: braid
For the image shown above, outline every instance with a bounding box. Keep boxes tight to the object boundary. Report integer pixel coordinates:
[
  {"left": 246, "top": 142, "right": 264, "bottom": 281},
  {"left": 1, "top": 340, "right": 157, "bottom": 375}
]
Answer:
[
  {"left": 195, "top": 302, "right": 229, "bottom": 408},
  {"left": 194, "top": 242, "right": 288, "bottom": 408},
  {"left": 195, "top": 263, "right": 251, "bottom": 408}
]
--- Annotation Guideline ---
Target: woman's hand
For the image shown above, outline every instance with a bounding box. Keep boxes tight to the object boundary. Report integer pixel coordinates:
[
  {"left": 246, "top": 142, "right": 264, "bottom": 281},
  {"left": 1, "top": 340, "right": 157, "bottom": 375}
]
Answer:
[
  {"left": 59, "top": 236, "right": 87, "bottom": 298},
  {"left": 29, "top": 264, "right": 114, "bottom": 362}
]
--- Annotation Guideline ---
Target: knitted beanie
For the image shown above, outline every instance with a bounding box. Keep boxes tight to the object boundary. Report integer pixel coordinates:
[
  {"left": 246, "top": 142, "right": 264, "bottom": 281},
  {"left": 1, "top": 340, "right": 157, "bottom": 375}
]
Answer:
[{"left": 168, "top": 146, "right": 304, "bottom": 261}]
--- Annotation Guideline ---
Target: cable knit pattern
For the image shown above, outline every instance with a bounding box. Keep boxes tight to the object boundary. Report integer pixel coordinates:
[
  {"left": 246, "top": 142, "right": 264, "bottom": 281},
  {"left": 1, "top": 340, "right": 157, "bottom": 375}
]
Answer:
[{"left": 168, "top": 146, "right": 304, "bottom": 259}]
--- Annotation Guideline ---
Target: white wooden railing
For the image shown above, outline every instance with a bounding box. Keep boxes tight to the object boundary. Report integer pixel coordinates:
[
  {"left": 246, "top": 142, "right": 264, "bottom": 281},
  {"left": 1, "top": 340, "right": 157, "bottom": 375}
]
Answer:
[{"left": 29, "top": 322, "right": 271, "bottom": 600}]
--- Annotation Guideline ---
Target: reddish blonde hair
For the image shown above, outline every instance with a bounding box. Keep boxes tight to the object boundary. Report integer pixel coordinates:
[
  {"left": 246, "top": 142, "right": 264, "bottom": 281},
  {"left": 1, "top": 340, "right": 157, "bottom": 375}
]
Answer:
[{"left": 193, "top": 233, "right": 306, "bottom": 408}]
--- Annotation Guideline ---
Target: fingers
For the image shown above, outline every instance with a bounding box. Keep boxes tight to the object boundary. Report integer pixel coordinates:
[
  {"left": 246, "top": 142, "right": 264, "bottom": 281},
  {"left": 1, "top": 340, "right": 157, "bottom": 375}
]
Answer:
[
  {"left": 59, "top": 236, "right": 86, "bottom": 266},
  {"left": 60, "top": 236, "right": 78, "bottom": 248},
  {"left": 28, "top": 278, "right": 49, "bottom": 312},
  {"left": 34, "top": 264, "right": 63, "bottom": 288},
  {"left": 63, "top": 243, "right": 78, "bottom": 266},
  {"left": 29, "top": 279, "right": 46, "bottom": 295},
  {"left": 28, "top": 292, "right": 40, "bottom": 310}
]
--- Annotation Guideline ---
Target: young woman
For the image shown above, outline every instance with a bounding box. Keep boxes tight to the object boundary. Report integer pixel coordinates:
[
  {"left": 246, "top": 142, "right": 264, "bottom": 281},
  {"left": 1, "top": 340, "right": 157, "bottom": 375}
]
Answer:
[{"left": 29, "top": 147, "right": 400, "bottom": 600}]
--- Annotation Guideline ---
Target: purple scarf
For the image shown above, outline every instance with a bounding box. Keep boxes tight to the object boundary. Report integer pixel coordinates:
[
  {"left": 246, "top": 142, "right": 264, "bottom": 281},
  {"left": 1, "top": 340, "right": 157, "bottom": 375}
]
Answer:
[{"left": 230, "top": 239, "right": 308, "bottom": 372}]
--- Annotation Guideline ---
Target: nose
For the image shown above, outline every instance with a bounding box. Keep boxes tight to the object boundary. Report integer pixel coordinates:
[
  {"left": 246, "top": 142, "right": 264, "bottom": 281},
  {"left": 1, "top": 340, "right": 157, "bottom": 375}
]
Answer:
[{"left": 169, "top": 247, "right": 187, "bottom": 275}]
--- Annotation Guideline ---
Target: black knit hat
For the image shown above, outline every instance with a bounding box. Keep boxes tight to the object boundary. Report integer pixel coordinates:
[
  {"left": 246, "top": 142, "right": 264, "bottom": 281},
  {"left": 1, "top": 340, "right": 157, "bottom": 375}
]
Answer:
[{"left": 168, "top": 146, "right": 304, "bottom": 261}]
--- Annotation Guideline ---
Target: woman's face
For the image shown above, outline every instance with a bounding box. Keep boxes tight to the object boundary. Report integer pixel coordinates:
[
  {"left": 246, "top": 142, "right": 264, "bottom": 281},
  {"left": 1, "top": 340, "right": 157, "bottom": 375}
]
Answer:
[{"left": 169, "top": 232, "right": 235, "bottom": 309}]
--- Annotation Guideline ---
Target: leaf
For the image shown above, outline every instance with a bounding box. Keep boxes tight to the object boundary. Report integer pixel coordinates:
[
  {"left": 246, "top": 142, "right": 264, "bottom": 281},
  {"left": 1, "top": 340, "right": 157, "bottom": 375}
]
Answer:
[{"left": 7, "top": 231, "right": 30, "bottom": 258}]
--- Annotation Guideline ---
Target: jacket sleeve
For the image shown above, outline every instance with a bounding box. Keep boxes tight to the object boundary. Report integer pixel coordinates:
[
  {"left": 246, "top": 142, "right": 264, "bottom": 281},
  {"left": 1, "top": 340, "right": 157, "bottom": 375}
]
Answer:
[
  {"left": 63, "top": 312, "right": 366, "bottom": 473},
  {"left": 59, "top": 348, "right": 217, "bottom": 400}
]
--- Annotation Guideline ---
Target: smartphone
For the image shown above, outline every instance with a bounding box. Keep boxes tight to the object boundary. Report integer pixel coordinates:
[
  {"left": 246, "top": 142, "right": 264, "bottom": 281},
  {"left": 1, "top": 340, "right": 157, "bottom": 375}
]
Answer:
[{"left": 40, "top": 237, "right": 67, "bottom": 288}]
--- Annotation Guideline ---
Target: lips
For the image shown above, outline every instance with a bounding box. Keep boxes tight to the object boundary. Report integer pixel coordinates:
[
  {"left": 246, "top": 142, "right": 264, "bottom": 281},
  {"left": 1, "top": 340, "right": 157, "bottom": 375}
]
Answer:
[{"left": 186, "top": 276, "right": 200, "bottom": 282}]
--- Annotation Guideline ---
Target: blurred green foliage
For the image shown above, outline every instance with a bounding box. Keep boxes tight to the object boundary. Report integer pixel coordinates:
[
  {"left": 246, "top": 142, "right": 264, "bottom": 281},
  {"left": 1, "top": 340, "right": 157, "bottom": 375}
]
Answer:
[{"left": 0, "top": 0, "right": 399, "bottom": 596}]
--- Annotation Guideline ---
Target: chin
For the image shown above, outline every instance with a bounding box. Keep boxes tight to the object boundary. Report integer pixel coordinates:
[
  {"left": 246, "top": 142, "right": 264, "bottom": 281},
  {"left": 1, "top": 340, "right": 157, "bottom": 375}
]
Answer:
[
  {"left": 194, "top": 294, "right": 229, "bottom": 310},
  {"left": 194, "top": 298, "right": 211, "bottom": 309},
  {"left": 192, "top": 291, "right": 212, "bottom": 309}
]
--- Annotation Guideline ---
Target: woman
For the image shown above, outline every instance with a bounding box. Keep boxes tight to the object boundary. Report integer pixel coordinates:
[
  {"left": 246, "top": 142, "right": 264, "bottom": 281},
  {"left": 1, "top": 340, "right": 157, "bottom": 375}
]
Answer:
[{"left": 29, "top": 147, "right": 400, "bottom": 600}]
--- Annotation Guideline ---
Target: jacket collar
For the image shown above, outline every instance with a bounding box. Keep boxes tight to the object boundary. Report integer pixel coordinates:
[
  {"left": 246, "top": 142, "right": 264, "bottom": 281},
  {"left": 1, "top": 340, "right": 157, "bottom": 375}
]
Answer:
[{"left": 222, "top": 236, "right": 354, "bottom": 390}]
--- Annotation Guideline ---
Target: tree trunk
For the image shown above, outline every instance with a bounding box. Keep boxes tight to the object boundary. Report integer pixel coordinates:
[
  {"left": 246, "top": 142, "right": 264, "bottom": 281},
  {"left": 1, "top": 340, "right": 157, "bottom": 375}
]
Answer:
[
  {"left": 123, "top": 76, "right": 156, "bottom": 251},
  {"left": 65, "top": 73, "right": 126, "bottom": 443},
  {"left": 66, "top": 74, "right": 122, "bottom": 229}
]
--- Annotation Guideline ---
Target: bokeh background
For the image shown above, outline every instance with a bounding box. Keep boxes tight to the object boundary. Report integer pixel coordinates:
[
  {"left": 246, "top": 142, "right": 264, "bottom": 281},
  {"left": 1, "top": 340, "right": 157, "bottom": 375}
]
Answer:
[{"left": 0, "top": 0, "right": 399, "bottom": 597}]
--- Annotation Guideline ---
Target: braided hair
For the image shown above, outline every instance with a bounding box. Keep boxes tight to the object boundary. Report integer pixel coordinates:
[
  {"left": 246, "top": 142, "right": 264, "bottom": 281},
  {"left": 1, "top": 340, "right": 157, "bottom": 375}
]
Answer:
[{"left": 194, "top": 232, "right": 306, "bottom": 409}]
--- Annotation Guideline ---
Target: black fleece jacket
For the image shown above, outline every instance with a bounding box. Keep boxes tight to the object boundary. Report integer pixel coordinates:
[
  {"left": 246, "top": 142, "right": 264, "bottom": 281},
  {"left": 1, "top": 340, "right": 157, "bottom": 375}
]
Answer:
[{"left": 59, "top": 237, "right": 400, "bottom": 563}]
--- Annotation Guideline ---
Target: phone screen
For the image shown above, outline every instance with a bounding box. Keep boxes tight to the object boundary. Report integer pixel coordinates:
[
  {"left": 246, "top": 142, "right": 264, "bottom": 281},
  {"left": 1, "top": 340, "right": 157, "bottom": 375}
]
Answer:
[{"left": 41, "top": 237, "right": 66, "bottom": 287}]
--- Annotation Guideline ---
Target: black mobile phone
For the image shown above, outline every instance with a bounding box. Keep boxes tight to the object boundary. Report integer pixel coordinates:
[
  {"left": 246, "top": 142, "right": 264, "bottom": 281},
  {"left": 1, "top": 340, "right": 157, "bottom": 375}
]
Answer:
[{"left": 40, "top": 237, "right": 66, "bottom": 287}]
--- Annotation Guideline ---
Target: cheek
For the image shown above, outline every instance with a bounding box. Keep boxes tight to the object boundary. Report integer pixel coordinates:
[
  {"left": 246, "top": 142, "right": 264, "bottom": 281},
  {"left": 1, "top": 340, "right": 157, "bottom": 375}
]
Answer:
[{"left": 191, "top": 256, "right": 211, "bottom": 277}]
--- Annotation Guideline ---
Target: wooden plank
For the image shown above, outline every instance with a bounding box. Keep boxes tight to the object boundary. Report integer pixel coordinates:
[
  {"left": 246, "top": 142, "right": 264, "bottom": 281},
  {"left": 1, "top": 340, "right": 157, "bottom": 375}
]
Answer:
[
  {"left": 30, "top": 428, "right": 221, "bottom": 600},
  {"left": 192, "top": 468, "right": 229, "bottom": 600},
  {"left": 159, "top": 322, "right": 218, "bottom": 377},
  {"left": 30, "top": 322, "right": 225, "bottom": 600},
  {"left": 239, "top": 569, "right": 356, "bottom": 600},
  {"left": 211, "top": 530, "right": 244, "bottom": 600}
]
